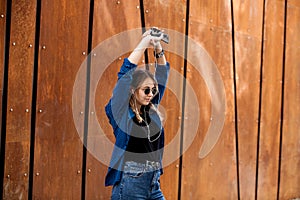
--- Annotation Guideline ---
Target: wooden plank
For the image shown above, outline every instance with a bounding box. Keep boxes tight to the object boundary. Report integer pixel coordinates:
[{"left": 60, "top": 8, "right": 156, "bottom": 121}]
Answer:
[
  {"left": 279, "top": 0, "right": 300, "bottom": 199},
  {"left": 32, "top": 1, "right": 90, "bottom": 199},
  {"left": 84, "top": 0, "right": 142, "bottom": 199},
  {"left": 256, "top": 0, "right": 285, "bottom": 199},
  {"left": 143, "top": 0, "right": 186, "bottom": 199},
  {"left": 0, "top": 0, "right": 6, "bottom": 134},
  {"left": 181, "top": 0, "right": 238, "bottom": 198},
  {"left": 232, "top": 0, "right": 264, "bottom": 198},
  {"left": 2, "top": 0, "right": 36, "bottom": 199}
]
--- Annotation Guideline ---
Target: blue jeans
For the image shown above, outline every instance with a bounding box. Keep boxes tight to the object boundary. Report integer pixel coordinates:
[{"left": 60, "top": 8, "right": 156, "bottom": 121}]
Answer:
[{"left": 111, "top": 161, "right": 165, "bottom": 200}]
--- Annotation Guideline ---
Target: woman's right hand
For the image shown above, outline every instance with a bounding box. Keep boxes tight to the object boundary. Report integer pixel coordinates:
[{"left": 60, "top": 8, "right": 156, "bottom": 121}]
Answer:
[{"left": 142, "top": 27, "right": 164, "bottom": 49}]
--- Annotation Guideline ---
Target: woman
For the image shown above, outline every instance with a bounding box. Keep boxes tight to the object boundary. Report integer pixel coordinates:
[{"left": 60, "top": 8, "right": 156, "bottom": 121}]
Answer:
[{"left": 105, "top": 28, "right": 170, "bottom": 200}]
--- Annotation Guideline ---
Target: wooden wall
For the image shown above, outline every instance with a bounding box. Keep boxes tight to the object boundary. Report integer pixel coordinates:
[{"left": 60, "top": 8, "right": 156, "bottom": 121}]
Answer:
[{"left": 0, "top": 0, "right": 299, "bottom": 199}]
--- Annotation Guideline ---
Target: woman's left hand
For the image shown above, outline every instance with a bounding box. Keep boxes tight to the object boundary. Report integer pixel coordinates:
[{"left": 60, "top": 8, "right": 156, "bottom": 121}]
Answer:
[{"left": 142, "top": 27, "right": 164, "bottom": 49}]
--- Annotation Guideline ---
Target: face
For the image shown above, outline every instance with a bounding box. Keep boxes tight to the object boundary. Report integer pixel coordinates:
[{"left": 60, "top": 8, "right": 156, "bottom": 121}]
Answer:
[{"left": 134, "top": 77, "right": 157, "bottom": 106}]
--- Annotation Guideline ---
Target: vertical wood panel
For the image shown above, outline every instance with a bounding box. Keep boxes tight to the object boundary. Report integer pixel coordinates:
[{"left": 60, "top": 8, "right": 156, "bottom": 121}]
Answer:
[
  {"left": 233, "top": 0, "right": 264, "bottom": 198},
  {"left": 257, "top": 0, "right": 285, "bottom": 199},
  {"left": 143, "top": 0, "right": 186, "bottom": 199},
  {"left": 279, "top": 0, "right": 300, "bottom": 198},
  {"left": 181, "top": 0, "right": 238, "bottom": 198},
  {"left": 85, "top": 0, "right": 142, "bottom": 199},
  {"left": 2, "top": 0, "right": 36, "bottom": 199},
  {"left": 32, "top": 1, "right": 89, "bottom": 199}
]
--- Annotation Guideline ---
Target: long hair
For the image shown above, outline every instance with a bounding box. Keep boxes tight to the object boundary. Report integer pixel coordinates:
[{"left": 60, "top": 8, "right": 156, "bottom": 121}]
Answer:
[{"left": 129, "top": 69, "right": 159, "bottom": 123}]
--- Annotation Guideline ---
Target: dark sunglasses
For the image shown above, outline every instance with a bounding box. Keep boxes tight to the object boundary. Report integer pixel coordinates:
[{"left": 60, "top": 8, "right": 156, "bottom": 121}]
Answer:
[{"left": 142, "top": 87, "right": 158, "bottom": 96}]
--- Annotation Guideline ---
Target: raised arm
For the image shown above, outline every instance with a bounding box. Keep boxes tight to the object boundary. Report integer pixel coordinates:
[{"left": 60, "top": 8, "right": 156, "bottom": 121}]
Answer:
[{"left": 128, "top": 29, "right": 165, "bottom": 65}]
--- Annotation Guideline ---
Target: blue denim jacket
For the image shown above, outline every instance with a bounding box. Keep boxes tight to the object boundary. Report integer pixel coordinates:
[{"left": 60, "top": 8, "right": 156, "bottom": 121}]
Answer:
[{"left": 104, "top": 58, "right": 170, "bottom": 186}]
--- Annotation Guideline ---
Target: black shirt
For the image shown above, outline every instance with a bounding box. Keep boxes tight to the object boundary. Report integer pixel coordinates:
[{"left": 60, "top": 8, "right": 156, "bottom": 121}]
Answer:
[{"left": 125, "top": 106, "right": 162, "bottom": 163}]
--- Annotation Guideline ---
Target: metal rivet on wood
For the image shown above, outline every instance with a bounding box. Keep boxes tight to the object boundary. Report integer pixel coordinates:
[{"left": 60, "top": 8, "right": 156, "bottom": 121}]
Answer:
[
  {"left": 29, "top": 44, "right": 33, "bottom": 48},
  {"left": 25, "top": 109, "right": 29, "bottom": 113},
  {"left": 42, "top": 46, "right": 46, "bottom": 49},
  {"left": 9, "top": 108, "right": 13, "bottom": 112},
  {"left": 12, "top": 42, "right": 16, "bottom": 46},
  {"left": 0, "top": 14, "right": 4, "bottom": 18}
]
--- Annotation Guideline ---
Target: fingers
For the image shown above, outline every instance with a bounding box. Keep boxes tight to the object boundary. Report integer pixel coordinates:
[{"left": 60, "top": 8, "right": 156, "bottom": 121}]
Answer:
[
  {"left": 142, "top": 29, "right": 151, "bottom": 37},
  {"left": 141, "top": 27, "right": 164, "bottom": 48}
]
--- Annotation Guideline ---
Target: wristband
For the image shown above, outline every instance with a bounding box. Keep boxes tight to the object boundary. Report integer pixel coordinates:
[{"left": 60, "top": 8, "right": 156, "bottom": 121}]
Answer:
[{"left": 154, "top": 49, "right": 164, "bottom": 58}]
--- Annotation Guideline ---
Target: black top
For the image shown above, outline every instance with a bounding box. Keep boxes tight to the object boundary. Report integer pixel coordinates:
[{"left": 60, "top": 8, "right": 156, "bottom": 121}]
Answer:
[{"left": 125, "top": 106, "right": 162, "bottom": 163}]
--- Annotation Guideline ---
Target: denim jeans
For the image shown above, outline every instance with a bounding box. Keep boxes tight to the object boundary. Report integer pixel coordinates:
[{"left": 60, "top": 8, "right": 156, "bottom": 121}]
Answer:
[{"left": 111, "top": 161, "right": 165, "bottom": 200}]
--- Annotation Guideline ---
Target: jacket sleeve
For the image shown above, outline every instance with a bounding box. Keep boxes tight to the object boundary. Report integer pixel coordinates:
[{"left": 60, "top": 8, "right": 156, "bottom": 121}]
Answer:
[
  {"left": 105, "top": 58, "right": 137, "bottom": 133},
  {"left": 151, "top": 62, "right": 170, "bottom": 105}
]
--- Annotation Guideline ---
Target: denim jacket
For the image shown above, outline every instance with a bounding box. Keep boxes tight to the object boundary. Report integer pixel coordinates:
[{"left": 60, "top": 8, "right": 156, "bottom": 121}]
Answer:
[{"left": 104, "top": 58, "right": 170, "bottom": 186}]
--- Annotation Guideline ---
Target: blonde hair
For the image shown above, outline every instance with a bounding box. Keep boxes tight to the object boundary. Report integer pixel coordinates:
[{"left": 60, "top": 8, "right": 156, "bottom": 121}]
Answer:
[{"left": 129, "top": 69, "right": 159, "bottom": 123}]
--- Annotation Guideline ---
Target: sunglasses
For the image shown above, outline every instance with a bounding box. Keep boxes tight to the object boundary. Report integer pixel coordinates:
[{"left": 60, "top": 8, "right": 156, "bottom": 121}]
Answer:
[{"left": 142, "top": 87, "right": 158, "bottom": 96}]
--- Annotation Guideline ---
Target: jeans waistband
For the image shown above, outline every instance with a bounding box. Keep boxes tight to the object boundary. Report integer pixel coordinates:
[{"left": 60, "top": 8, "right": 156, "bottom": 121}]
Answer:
[{"left": 124, "top": 160, "right": 161, "bottom": 172}]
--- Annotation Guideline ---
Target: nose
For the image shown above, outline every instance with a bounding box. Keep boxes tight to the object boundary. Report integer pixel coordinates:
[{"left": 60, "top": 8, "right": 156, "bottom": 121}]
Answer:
[{"left": 147, "top": 92, "right": 154, "bottom": 97}]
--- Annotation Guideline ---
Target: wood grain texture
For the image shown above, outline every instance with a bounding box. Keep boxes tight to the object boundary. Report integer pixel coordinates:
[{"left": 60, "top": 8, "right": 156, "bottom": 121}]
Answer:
[
  {"left": 85, "top": 0, "right": 142, "bottom": 199},
  {"left": 232, "top": 0, "right": 264, "bottom": 198},
  {"left": 279, "top": 0, "right": 300, "bottom": 198},
  {"left": 257, "top": 0, "right": 285, "bottom": 199},
  {"left": 181, "top": 0, "right": 238, "bottom": 199},
  {"left": 32, "top": 0, "right": 90, "bottom": 199},
  {"left": 2, "top": 0, "right": 36, "bottom": 199}
]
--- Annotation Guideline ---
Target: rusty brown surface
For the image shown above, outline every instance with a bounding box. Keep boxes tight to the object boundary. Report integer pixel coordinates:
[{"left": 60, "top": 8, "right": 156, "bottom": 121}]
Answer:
[
  {"left": 2, "top": 0, "right": 36, "bottom": 199},
  {"left": 32, "top": 0, "right": 90, "bottom": 199},
  {"left": 232, "top": 0, "right": 265, "bottom": 198},
  {"left": 143, "top": 0, "right": 187, "bottom": 198},
  {"left": 0, "top": 0, "right": 300, "bottom": 199},
  {"left": 84, "top": 0, "right": 142, "bottom": 199},
  {"left": 279, "top": 0, "right": 300, "bottom": 199},
  {"left": 180, "top": 0, "right": 238, "bottom": 199},
  {"left": 257, "top": 0, "right": 285, "bottom": 199}
]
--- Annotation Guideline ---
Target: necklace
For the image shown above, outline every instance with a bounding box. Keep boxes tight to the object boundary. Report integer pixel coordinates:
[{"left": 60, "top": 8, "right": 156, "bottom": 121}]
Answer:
[{"left": 143, "top": 108, "right": 161, "bottom": 142}]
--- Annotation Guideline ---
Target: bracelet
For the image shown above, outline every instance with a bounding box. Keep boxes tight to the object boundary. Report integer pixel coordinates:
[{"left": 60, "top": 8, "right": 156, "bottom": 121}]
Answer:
[{"left": 154, "top": 49, "right": 164, "bottom": 58}]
